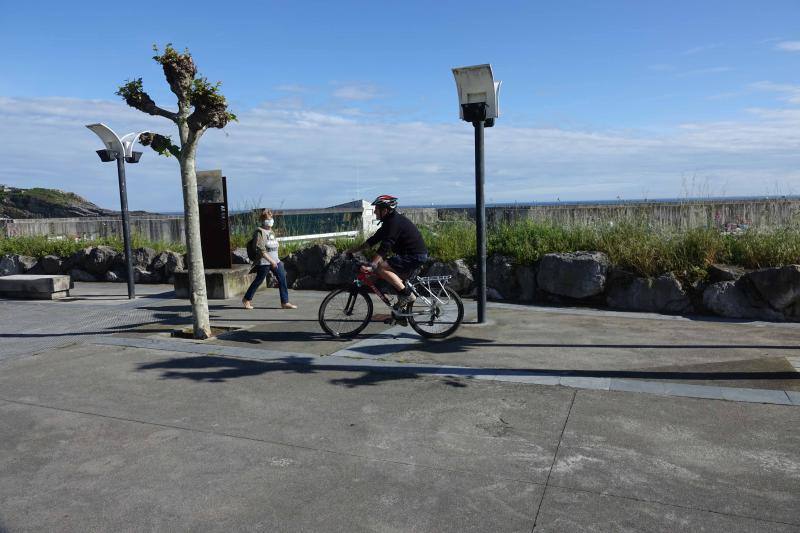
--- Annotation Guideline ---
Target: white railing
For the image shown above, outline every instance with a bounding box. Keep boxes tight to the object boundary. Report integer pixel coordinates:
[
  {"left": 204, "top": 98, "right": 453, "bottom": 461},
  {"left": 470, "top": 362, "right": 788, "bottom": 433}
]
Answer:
[{"left": 276, "top": 230, "right": 359, "bottom": 243}]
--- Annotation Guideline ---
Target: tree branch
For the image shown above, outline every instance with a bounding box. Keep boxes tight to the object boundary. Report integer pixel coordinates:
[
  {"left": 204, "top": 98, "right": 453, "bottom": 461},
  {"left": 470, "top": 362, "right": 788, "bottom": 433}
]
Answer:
[
  {"left": 153, "top": 44, "right": 196, "bottom": 104},
  {"left": 187, "top": 77, "right": 236, "bottom": 131},
  {"left": 139, "top": 132, "right": 181, "bottom": 158},
  {"left": 116, "top": 79, "right": 178, "bottom": 122}
]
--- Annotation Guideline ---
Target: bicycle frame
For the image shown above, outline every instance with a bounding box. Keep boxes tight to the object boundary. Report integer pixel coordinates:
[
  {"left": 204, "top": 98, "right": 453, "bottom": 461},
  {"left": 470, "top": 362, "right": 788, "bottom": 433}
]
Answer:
[{"left": 347, "top": 269, "right": 454, "bottom": 319}]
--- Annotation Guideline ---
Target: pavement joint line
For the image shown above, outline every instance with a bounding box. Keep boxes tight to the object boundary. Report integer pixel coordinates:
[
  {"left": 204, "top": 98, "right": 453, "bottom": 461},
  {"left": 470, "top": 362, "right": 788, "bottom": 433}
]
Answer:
[
  {"left": 328, "top": 325, "right": 419, "bottom": 359},
  {"left": 542, "top": 482, "right": 800, "bottom": 528},
  {"left": 487, "top": 301, "right": 800, "bottom": 329},
  {"left": 532, "top": 390, "right": 577, "bottom": 532},
  {"left": 0, "top": 395, "right": 544, "bottom": 487},
  {"left": 90, "top": 337, "right": 799, "bottom": 406}
]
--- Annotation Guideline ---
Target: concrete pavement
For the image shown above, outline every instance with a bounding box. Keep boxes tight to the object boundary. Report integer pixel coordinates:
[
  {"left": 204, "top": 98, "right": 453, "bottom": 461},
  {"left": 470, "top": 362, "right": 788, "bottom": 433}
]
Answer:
[{"left": 0, "top": 282, "right": 798, "bottom": 531}]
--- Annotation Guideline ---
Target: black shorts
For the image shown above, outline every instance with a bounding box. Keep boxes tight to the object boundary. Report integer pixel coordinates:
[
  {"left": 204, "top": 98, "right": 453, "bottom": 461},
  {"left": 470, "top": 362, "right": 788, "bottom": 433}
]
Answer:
[{"left": 387, "top": 254, "right": 428, "bottom": 277}]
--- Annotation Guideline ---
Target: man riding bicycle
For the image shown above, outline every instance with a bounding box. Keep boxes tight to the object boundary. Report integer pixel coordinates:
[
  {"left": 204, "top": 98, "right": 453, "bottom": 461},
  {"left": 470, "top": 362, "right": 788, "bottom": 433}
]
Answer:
[{"left": 346, "top": 195, "right": 428, "bottom": 308}]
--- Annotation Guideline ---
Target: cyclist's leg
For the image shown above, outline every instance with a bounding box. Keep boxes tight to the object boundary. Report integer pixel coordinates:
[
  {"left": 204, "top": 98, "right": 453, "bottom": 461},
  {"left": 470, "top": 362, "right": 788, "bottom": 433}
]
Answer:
[{"left": 375, "top": 261, "right": 405, "bottom": 292}]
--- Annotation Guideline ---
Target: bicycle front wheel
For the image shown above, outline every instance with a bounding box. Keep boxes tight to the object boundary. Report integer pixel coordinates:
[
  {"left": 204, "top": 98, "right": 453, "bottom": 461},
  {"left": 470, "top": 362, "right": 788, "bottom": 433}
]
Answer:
[
  {"left": 408, "top": 286, "right": 464, "bottom": 339},
  {"left": 318, "top": 288, "right": 373, "bottom": 338}
]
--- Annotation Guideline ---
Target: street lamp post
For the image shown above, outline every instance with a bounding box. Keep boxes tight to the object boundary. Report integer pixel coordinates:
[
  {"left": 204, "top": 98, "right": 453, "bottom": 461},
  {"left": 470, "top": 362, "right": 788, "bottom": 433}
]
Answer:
[
  {"left": 452, "top": 64, "right": 501, "bottom": 324},
  {"left": 86, "top": 124, "right": 145, "bottom": 299}
]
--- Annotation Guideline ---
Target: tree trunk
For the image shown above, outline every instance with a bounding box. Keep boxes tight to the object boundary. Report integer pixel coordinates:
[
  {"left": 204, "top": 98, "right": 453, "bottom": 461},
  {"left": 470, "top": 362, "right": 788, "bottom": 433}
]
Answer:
[{"left": 179, "top": 139, "right": 211, "bottom": 339}]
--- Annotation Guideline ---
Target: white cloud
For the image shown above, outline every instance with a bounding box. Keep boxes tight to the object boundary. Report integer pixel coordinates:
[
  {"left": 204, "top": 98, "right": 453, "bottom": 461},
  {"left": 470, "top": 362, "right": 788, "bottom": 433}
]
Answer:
[
  {"left": 674, "top": 66, "right": 732, "bottom": 78},
  {"left": 332, "top": 83, "right": 382, "bottom": 101},
  {"left": 776, "top": 41, "right": 800, "bottom": 52},
  {"left": 0, "top": 92, "right": 799, "bottom": 212},
  {"left": 682, "top": 43, "right": 722, "bottom": 55},
  {"left": 750, "top": 81, "right": 800, "bottom": 104}
]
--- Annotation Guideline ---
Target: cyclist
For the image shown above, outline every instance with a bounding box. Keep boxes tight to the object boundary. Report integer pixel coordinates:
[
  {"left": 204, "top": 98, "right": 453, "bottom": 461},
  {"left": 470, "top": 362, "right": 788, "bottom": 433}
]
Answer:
[{"left": 346, "top": 194, "right": 428, "bottom": 308}]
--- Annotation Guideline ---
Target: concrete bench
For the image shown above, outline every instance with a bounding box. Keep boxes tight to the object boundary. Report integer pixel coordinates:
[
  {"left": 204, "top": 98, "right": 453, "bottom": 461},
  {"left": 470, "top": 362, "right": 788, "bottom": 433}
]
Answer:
[
  {"left": 173, "top": 265, "right": 260, "bottom": 299},
  {"left": 0, "top": 274, "right": 72, "bottom": 299}
]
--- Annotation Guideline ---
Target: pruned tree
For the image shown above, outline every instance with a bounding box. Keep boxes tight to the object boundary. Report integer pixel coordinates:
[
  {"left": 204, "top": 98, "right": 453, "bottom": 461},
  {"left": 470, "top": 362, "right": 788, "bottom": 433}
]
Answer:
[{"left": 117, "top": 44, "right": 236, "bottom": 339}]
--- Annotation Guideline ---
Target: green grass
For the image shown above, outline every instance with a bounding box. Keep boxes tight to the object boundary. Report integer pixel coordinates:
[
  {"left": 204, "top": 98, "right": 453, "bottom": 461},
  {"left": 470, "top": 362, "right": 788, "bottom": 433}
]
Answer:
[
  {"left": 4, "top": 221, "right": 800, "bottom": 278},
  {"left": 0, "top": 234, "right": 185, "bottom": 258},
  {"left": 419, "top": 219, "right": 800, "bottom": 277}
]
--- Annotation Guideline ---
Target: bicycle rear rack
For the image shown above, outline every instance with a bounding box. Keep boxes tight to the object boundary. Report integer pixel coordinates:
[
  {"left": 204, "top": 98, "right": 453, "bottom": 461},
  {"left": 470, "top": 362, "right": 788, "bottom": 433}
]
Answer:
[{"left": 411, "top": 275, "right": 453, "bottom": 306}]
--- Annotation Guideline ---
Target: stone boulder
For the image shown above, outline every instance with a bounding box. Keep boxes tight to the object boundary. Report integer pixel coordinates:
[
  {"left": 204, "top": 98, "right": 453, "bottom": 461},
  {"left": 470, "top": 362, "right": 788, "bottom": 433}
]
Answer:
[
  {"left": 41, "top": 255, "right": 63, "bottom": 275},
  {"left": 486, "top": 254, "right": 518, "bottom": 300},
  {"left": 134, "top": 266, "right": 161, "bottom": 284},
  {"left": 231, "top": 248, "right": 250, "bottom": 265},
  {"left": 284, "top": 244, "right": 337, "bottom": 290},
  {"left": 69, "top": 268, "right": 97, "bottom": 282},
  {"left": 117, "top": 247, "right": 158, "bottom": 270},
  {"left": 104, "top": 269, "right": 125, "bottom": 282},
  {"left": 295, "top": 244, "right": 337, "bottom": 276},
  {"left": 707, "top": 263, "right": 745, "bottom": 283},
  {"left": 425, "top": 259, "right": 474, "bottom": 295},
  {"left": 606, "top": 271, "right": 693, "bottom": 314},
  {"left": 537, "top": 251, "right": 609, "bottom": 299},
  {"left": 746, "top": 265, "right": 800, "bottom": 311},
  {"left": 515, "top": 264, "right": 537, "bottom": 302},
  {"left": 151, "top": 251, "right": 184, "bottom": 282},
  {"left": 0, "top": 254, "right": 37, "bottom": 276},
  {"left": 324, "top": 253, "right": 362, "bottom": 287},
  {"left": 84, "top": 246, "right": 118, "bottom": 275},
  {"left": 703, "top": 280, "right": 783, "bottom": 321}
]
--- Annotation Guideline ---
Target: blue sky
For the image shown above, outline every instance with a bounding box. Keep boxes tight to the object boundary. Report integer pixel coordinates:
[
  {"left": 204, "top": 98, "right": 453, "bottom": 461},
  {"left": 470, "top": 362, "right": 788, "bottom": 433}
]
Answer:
[{"left": 1, "top": 0, "right": 799, "bottom": 211}]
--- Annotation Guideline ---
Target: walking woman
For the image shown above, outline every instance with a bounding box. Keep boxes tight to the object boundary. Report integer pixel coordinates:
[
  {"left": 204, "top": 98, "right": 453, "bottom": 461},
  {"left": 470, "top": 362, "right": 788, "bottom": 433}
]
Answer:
[{"left": 242, "top": 209, "right": 297, "bottom": 310}]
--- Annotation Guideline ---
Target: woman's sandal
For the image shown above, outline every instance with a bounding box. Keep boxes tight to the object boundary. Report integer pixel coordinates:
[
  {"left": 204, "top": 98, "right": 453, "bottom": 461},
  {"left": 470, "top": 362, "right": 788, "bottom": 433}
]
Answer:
[
  {"left": 281, "top": 302, "right": 298, "bottom": 309},
  {"left": 242, "top": 299, "right": 254, "bottom": 310}
]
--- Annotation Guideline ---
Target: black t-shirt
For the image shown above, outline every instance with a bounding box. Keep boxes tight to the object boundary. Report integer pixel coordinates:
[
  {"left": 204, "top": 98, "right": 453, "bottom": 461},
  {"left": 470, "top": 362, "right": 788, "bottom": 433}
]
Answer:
[{"left": 365, "top": 211, "right": 428, "bottom": 257}]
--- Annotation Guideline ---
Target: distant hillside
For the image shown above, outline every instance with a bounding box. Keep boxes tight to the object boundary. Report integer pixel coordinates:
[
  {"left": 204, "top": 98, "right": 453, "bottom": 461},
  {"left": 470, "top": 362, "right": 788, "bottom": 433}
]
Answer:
[{"left": 0, "top": 185, "right": 150, "bottom": 219}]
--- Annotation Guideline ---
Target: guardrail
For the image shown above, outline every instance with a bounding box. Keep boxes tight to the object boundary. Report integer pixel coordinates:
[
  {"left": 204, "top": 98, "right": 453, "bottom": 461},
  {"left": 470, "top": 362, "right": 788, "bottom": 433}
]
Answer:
[{"left": 276, "top": 230, "right": 359, "bottom": 243}]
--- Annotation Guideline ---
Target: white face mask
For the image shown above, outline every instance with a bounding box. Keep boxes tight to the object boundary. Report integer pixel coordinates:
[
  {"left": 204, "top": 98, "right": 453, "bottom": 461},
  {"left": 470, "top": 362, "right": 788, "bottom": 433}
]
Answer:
[{"left": 263, "top": 219, "right": 274, "bottom": 228}]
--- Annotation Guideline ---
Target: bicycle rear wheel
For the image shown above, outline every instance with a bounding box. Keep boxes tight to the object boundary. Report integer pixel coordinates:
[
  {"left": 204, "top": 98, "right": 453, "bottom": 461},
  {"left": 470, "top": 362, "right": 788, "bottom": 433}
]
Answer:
[
  {"left": 408, "top": 286, "right": 463, "bottom": 339},
  {"left": 318, "top": 288, "right": 373, "bottom": 338}
]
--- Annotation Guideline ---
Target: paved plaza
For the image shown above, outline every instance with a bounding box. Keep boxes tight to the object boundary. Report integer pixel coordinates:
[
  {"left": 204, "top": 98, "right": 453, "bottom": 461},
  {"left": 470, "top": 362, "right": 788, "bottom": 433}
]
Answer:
[{"left": 0, "top": 283, "right": 798, "bottom": 531}]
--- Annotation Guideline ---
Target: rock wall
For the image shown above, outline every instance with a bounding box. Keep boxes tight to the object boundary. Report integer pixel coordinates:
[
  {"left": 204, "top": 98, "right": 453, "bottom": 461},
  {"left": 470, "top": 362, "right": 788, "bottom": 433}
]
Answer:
[{"left": 4, "top": 246, "right": 800, "bottom": 323}]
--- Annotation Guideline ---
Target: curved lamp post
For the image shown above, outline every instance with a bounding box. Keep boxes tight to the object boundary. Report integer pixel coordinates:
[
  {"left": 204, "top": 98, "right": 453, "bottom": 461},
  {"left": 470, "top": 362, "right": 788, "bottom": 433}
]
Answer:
[
  {"left": 452, "top": 64, "right": 501, "bottom": 324},
  {"left": 85, "top": 123, "right": 146, "bottom": 299}
]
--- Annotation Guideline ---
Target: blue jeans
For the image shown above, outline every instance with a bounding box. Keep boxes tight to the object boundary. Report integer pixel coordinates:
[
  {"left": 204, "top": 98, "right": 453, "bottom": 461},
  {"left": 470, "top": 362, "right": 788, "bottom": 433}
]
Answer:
[{"left": 244, "top": 262, "right": 289, "bottom": 304}]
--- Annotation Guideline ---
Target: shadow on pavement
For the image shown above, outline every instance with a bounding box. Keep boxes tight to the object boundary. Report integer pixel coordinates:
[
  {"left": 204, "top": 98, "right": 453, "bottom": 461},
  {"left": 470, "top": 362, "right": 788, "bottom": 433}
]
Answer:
[
  {"left": 137, "top": 355, "right": 467, "bottom": 388},
  {"left": 136, "top": 354, "right": 799, "bottom": 388}
]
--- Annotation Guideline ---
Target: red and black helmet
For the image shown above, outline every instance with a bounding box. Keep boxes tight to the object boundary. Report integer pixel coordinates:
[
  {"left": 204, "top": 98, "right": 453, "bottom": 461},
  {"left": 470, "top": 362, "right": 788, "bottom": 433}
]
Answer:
[{"left": 371, "top": 195, "right": 398, "bottom": 210}]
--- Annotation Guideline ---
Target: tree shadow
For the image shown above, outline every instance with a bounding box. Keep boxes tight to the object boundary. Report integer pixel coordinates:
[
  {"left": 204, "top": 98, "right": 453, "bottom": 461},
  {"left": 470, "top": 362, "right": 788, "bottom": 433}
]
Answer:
[
  {"left": 340, "top": 333, "right": 800, "bottom": 359},
  {"left": 136, "top": 355, "right": 468, "bottom": 388},
  {"left": 135, "top": 353, "right": 798, "bottom": 391}
]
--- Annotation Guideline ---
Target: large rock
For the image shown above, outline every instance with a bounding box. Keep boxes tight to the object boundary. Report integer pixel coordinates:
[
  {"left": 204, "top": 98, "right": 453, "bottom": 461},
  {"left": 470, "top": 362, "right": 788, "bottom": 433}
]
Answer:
[
  {"left": 323, "top": 253, "right": 361, "bottom": 287},
  {"left": 293, "top": 275, "right": 326, "bottom": 290},
  {"left": 84, "top": 246, "right": 118, "bottom": 275},
  {"left": 40, "top": 255, "right": 63, "bottom": 275},
  {"left": 294, "top": 244, "right": 338, "bottom": 276},
  {"left": 425, "top": 259, "right": 474, "bottom": 295},
  {"left": 703, "top": 280, "right": 783, "bottom": 321},
  {"left": 515, "top": 264, "right": 537, "bottom": 302},
  {"left": 69, "top": 268, "right": 97, "bottom": 282},
  {"left": 537, "top": 251, "right": 609, "bottom": 299},
  {"left": 0, "top": 254, "right": 37, "bottom": 276},
  {"left": 134, "top": 266, "right": 161, "bottom": 284},
  {"left": 284, "top": 244, "right": 337, "bottom": 289},
  {"left": 606, "top": 271, "right": 693, "bottom": 314},
  {"left": 151, "top": 251, "right": 184, "bottom": 282},
  {"left": 231, "top": 248, "right": 250, "bottom": 265},
  {"left": 486, "top": 254, "right": 518, "bottom": 300},
  {"left": 746, "top": 265, "right": 800, "bottom": 310},
  {"left": 707, "top": 263, "right": 745, "bottom": 283},
  {"left": 104, "top": 269, "right": 125, "bottom": 283},
  {"left": 117, "top": 247, "right": 158, "bottom": 270}
]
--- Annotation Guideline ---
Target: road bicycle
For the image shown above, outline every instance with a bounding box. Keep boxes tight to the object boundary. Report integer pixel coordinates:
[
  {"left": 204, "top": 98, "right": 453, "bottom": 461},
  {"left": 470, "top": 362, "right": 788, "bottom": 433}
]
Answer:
[{"left": 318, "top": 261, "right": 464, "bottom": 339}]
